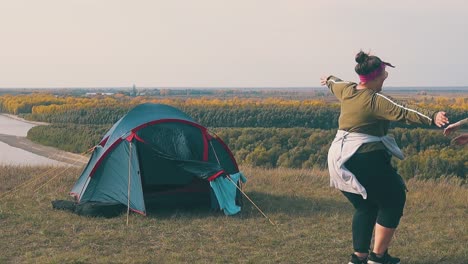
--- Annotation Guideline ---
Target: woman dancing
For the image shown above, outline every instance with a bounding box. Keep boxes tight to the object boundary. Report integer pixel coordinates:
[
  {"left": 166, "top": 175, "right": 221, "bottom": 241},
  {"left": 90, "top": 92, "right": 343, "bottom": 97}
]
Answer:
[{"left": 321, "top": 51, "right": 449, "bottom": 264}]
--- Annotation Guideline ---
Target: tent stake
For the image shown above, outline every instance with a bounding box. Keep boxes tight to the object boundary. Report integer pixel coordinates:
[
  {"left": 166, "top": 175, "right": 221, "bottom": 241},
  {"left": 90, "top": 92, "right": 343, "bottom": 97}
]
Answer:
[
  {"left": 209, "top": 140, "right": 276, "bottom": 226},
  {"left": 225, "top": 176, "right": 276, "bottom": 226}
]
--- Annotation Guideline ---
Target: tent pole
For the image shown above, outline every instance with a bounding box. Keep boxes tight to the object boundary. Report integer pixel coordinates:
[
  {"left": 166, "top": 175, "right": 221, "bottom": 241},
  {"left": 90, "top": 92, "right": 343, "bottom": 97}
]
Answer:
[
  {"left": 126, "top": 141, "right": 133, "bottom": 226},
  {"left": 210, "top": 140, "right": 221, "bottom": 165}
]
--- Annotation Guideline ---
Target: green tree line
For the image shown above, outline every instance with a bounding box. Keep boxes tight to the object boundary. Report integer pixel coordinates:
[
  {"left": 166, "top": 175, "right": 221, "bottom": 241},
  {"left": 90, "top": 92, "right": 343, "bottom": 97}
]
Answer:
[
  {"left": 27, "top": 124, "right": 110, "bottom": 153},
  {"left": 23, "top": 105, "right": 466, "bottom": 130},
  {"left": 27, "top": 125, "right": 466, "bottom": 180}
]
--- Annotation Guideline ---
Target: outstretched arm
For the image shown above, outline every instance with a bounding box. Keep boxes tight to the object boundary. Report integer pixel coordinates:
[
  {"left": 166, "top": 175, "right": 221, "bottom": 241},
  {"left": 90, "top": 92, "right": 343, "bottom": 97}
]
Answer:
[
  {"left": 372, "top": 93, "right": 449, "bottom": 127},
  {"left": 444, "top": 118, "right": 468, "bottom": 146},
  {"left": 320, "top": 75, "right": 352, "bottom": 102},
  {"left": 444, "top": 118, "right": 468, "bottom": 136}
]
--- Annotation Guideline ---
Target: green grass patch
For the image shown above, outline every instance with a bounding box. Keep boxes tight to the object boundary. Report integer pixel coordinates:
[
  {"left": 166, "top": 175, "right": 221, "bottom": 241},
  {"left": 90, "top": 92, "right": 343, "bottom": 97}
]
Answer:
[{"left": 0, "top": 166, "right": 467, "bottom": 263}]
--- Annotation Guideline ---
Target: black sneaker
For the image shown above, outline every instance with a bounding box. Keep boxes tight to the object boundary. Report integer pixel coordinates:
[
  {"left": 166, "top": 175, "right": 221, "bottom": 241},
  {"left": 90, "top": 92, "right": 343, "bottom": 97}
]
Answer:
[
  {"left": 348, "top": 253, "right": 367, "bottom": 264},
  {"left": 367, "top": 251, "right": 400, "bottom": 264}
]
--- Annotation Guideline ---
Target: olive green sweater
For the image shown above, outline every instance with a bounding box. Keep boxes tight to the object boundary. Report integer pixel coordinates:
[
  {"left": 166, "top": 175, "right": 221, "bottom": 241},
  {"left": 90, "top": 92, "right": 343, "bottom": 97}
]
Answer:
[{"left": 326, "top": 76, "right": 438, "bottom": 152}]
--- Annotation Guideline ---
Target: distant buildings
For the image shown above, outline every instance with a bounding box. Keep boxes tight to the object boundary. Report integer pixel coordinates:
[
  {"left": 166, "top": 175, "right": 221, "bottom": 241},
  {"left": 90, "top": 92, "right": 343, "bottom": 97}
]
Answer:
[{"left": 85, "top": 92, "right": 115, "bottom": 96}]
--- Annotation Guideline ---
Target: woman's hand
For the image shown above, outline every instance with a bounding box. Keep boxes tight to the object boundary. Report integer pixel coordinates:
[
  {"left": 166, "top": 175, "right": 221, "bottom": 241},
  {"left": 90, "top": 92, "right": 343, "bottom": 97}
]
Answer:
[
  {"left": 434, "top": 111, "right": 449, "bottom": 127},
  {"left": 320, "top": 76, "right": 329, "bottom": 86},
  {"left": 443, "top": 121, "right": 461, "bottom": 136}
]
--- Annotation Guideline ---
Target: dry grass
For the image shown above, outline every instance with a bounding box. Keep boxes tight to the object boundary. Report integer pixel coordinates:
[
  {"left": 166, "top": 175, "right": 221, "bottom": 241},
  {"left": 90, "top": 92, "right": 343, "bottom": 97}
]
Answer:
[{"left": 0, "top": 165, "right": 467, "bottom": 263}]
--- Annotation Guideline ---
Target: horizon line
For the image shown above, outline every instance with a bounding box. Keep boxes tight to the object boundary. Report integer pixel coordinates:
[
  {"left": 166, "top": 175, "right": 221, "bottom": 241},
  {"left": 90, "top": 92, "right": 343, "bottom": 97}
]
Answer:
[{"left": 1, "top": 86, "right": 468, "bottom": 90}]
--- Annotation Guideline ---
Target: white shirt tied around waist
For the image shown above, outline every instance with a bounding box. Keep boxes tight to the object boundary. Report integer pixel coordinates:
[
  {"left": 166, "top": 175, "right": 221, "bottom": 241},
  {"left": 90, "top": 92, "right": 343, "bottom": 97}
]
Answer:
[{"left": 327, "top": 130, "right": 404, "bottom": 199}]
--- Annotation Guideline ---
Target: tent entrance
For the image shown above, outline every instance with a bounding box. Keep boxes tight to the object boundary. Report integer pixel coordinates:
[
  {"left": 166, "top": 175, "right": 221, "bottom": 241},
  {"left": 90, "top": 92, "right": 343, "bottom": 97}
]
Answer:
[{"left": 135, "top": 123, "right": 217, "bottom": 209}]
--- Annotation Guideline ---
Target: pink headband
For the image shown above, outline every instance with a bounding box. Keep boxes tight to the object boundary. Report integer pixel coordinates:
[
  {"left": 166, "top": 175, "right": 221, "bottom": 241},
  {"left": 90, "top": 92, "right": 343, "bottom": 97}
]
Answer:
[{"left": 358, "top": 62, "right": 395, "bottom": 83}]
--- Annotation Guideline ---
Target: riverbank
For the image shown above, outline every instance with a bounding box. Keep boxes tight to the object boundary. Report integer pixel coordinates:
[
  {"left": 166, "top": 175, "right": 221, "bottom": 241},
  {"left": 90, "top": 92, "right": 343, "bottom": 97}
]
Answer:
[
  {"left": 0, "top": 113, "right": 49, "bottom": 126},
  {"left": 0, "top": 114, "right": 87, "bottom": 166},
  {"left": 0, "top": 133, "right": 88, "bottom": 166}
]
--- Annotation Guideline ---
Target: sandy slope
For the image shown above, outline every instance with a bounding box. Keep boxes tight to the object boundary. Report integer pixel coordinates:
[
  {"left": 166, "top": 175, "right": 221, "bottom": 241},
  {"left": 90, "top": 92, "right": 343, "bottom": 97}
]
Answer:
[{"left": 0, "top": 133, "right": 88, "bottom": 166}]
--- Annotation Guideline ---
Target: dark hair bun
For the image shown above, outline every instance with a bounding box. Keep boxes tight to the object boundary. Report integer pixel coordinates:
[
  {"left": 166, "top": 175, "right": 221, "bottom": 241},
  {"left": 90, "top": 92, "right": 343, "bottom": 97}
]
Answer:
[{"left": 355, "top": 51, "right": 369, "bottom": 64}]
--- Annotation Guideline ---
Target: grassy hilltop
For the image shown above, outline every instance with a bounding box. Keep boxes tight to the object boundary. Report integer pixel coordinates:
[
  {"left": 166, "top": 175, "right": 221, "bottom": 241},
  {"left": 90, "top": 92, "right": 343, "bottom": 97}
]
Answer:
[{"left": 0, "top": 165, "right": 467, "bottom": 263}]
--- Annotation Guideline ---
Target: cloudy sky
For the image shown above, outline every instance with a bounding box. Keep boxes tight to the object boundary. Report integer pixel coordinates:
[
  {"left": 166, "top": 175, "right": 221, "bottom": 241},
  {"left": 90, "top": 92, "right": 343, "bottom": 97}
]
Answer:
[{"left": 1, "top": 0, "right": 467, "bottom": 88}]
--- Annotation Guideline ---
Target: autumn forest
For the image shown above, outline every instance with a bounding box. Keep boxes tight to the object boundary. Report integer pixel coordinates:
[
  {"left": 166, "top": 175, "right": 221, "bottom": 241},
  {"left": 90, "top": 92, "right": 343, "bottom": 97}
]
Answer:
[{"left": 0, "top": 90, "right": 466, "bottom": 181}]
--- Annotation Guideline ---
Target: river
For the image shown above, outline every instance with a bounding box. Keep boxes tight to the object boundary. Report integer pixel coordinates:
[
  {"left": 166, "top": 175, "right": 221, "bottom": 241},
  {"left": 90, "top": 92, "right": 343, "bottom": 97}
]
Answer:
[{"left": 0, "top": 114, "right": 71, "bottom": 166}]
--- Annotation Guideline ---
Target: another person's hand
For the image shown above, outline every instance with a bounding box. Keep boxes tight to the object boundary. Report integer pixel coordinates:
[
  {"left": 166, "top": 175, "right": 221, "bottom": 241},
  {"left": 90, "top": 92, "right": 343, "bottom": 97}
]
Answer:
[
  {"left": 452, "top": 134, "right": 468, "bottom": 146},
  {"left": 320, "top": 76, "right": 329, "bottom": 86},
  {"left": 434, "top": 111, "right": 449, "bottom": 127},
  {"left": 444, "top": 121, "right": 461, "bottom": 136}
]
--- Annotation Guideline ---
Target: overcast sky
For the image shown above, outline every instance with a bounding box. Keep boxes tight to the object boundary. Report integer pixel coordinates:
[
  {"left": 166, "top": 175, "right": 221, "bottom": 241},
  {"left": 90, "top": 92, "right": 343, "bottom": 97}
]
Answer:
[{"left": 1, "top": 0, "right": 467, "bottom": 88}]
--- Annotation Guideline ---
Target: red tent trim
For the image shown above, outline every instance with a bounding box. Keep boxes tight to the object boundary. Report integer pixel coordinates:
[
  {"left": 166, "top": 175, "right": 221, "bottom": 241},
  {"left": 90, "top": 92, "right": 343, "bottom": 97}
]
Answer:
[
  {"left": 207, "top": 170, "right": 225, "bottom": 181},
  {"left": 99, "top": 136, "right": 109, "bottom": 147},
  {"left": 130, "top": 208, "right": 146, "bottom": 216}
]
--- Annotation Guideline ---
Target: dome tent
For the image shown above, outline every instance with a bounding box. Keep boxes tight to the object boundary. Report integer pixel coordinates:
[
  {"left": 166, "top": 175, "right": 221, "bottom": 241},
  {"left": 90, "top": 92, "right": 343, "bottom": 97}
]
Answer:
[{"left": 66, "top": 103, "right": 243, "bottom": 217}]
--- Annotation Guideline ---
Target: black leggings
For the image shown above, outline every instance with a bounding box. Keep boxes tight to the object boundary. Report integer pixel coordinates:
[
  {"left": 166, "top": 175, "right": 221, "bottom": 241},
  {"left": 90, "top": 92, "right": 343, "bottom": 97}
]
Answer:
[{"left": 341, "top": 150, "right": 406, "bottom": 253}]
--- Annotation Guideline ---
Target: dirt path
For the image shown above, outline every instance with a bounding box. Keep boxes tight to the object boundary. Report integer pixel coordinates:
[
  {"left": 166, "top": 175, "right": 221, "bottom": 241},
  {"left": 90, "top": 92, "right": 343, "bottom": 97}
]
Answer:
[{"left": 0, "top": 133, "right": 88, "bottom": 166}]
